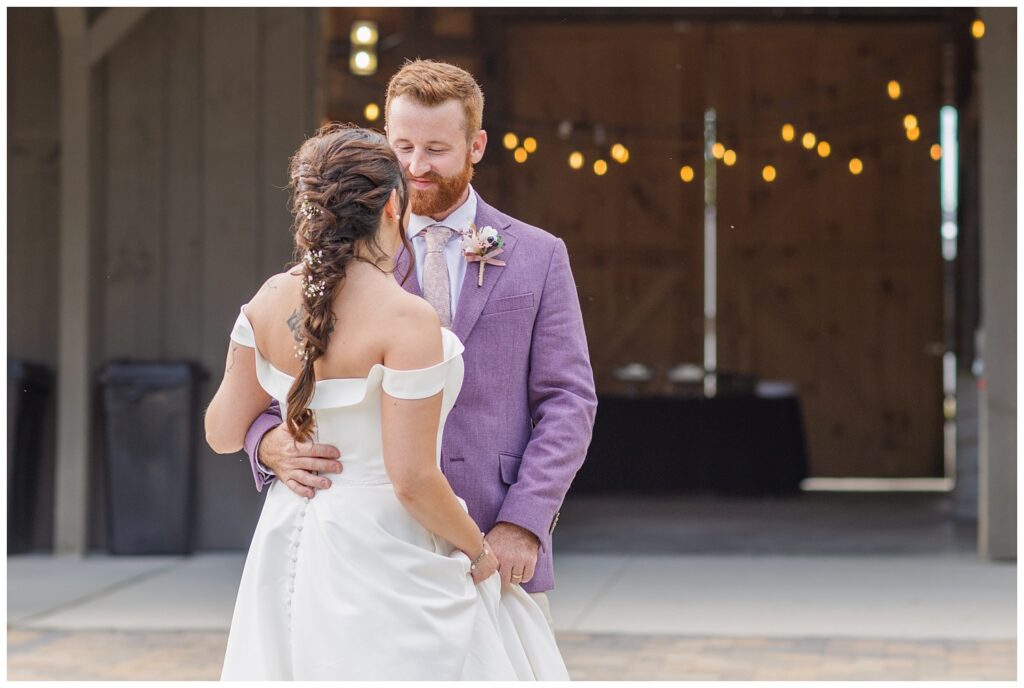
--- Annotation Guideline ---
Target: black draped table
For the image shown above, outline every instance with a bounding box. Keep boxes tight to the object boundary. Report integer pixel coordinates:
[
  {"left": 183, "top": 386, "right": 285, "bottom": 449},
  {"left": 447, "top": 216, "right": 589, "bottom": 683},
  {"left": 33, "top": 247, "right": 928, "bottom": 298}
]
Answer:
[{"left": 575, "top": 393, "right": 809, "bottom": 496}]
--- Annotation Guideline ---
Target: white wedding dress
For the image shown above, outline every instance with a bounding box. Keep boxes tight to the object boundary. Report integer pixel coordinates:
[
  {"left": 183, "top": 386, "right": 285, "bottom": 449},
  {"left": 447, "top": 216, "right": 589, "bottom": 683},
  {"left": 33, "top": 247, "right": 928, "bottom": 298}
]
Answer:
[{"left": 220, "top": 307, "right": 570, "bottom": 680}]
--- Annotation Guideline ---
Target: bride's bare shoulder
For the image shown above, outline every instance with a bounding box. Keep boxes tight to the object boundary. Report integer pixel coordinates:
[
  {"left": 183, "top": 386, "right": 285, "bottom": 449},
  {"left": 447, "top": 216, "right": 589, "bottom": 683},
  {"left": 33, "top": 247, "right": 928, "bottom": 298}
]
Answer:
[
  {"left": 382, "top": 285, "right": 438, "bottom": 324},
  {"left": 377, "top": 289, "right": 442, "bottom": 369},
  {"left": 264, "top": 269, "right": 304, "bottom": 296},
  {"left": 244, "top": 270, "right": 301, "bottom": 321}
]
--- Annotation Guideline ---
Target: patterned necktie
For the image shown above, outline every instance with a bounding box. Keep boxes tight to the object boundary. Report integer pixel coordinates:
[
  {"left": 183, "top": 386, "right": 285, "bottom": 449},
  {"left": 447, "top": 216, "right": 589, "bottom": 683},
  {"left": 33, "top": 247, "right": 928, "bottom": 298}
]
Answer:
[{"left": 419, "top": 225, "right": 455, "bottom": 327}]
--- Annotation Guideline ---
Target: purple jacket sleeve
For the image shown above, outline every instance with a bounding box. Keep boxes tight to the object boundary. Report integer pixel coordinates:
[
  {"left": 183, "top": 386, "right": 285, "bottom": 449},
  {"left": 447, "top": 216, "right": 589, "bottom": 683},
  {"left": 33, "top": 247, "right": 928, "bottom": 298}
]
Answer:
[
  {"left": 495, "top": 238, "right": 598, "bottom": 547},
  {"left": 243, "top": 399, "right": 283, "bottom": 493}
]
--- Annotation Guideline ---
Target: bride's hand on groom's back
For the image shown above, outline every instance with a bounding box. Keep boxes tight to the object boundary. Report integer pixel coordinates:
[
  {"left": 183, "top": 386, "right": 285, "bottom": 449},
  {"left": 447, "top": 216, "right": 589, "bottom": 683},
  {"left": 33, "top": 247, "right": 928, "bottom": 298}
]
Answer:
[{"left": 258, "top": 423, "right": 343, "bottom": 499}]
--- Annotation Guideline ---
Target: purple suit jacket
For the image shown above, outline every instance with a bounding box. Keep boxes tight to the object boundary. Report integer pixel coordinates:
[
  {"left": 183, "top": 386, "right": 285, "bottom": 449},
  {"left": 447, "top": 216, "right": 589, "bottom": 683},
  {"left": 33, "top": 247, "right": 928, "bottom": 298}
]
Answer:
[{"left": 242, "top": 191, "right": 597, "bottom": 593}]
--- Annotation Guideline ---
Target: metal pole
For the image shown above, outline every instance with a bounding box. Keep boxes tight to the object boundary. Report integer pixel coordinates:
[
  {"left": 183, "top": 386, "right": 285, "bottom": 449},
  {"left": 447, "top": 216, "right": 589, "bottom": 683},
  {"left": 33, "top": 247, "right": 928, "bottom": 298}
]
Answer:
[
  {"left": 940, "top": 41, "right": 958, "bottom": 483},
  {"left": 703, "top": 107, "right": 718, "bottom": 398}
]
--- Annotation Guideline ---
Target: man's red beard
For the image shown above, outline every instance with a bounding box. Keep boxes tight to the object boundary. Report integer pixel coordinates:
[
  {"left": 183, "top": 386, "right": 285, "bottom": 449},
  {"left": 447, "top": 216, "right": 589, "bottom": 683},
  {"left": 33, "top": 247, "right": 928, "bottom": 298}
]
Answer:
[{"left": 408, "top": 155, "right": 475, "bottom": 217}]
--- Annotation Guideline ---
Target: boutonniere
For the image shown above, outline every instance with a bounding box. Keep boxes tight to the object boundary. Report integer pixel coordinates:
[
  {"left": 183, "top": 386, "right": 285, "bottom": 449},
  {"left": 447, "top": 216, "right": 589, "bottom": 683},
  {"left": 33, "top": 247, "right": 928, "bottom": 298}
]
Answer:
[{"left": 462, "top": 223, "right": 506, "bottom": 287}]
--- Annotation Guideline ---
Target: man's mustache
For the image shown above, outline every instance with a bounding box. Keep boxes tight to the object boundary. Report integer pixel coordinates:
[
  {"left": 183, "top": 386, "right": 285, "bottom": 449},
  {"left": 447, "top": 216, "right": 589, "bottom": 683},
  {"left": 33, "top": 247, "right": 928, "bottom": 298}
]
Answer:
[{"left": 404, "top": 170, "right": 442, "bottom": 183}]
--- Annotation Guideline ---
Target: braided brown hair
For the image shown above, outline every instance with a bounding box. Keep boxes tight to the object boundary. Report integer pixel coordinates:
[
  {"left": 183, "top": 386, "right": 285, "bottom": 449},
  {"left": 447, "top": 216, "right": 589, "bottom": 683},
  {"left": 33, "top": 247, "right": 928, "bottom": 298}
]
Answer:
[{"left": 284, "top": 123, "right": 412, "bottom": 442}]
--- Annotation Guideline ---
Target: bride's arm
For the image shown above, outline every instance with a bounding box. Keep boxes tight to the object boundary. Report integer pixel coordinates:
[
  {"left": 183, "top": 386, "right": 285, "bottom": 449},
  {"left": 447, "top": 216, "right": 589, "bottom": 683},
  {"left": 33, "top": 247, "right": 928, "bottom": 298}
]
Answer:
[
  {"left": 380, "top": 300, "right": 485, "bottom": 560},
  {"left": 205, "top": 332, "right": 273, "bottom": 454}
]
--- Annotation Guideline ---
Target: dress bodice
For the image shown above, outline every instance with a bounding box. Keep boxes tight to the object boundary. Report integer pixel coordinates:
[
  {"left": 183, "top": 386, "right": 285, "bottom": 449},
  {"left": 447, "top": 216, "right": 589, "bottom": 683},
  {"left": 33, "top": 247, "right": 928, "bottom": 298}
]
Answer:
[{"left": 230, "top": 307, "right": 465, "bottom": 486}]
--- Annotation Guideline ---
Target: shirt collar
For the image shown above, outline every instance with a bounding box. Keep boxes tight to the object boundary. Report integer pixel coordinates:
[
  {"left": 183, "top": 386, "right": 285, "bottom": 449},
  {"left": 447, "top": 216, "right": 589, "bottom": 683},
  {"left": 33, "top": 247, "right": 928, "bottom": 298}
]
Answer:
[{"left": 406, "top": 184, "right": 478, "bottom": 239}]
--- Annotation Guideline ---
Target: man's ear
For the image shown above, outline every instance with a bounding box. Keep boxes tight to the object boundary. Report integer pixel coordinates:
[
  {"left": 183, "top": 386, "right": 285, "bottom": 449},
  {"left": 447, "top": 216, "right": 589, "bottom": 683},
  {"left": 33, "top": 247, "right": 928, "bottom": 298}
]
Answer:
[{"left": 469, "top": 129, "right": 487, "bottom": 164}]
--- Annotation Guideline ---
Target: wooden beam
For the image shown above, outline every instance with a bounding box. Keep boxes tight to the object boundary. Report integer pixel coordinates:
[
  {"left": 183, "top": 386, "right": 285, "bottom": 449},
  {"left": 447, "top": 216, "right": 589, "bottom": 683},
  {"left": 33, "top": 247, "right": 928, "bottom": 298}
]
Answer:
[
  {"left": 55, "top": 7, "right": 86, "bottom": 37},
  {"left": 54, "top": 7, "right": 91, "bottom": 555},
  {"left": 88, "top": 7, "right": 151, "bottom": 65},
  {"left": 977, "top": 6, "right": 1017, "bottom": 561}
]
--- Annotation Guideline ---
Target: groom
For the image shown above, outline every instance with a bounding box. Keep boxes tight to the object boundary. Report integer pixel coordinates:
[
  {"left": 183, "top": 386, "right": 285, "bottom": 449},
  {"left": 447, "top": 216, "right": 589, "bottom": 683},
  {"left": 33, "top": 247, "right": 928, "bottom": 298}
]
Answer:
[{"left": 242, "top": 59, "right": 597, "bottom": 621}]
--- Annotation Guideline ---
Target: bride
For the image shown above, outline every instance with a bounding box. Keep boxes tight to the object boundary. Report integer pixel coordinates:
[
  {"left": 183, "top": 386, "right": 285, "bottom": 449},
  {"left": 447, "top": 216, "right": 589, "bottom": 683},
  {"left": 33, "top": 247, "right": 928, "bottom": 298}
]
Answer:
[{"left": 205, "top": 123, "right": 570, "bottom": 680}]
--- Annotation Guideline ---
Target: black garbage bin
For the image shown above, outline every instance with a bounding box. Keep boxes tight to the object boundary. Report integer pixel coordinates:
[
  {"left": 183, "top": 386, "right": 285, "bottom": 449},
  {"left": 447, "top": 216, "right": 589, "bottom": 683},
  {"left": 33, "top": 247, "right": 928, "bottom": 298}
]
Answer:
[
  {"left": 8, "top": 359, "right": 53, "bottom": 554},
  {"left": 98, "top": 361, "right": 205, "bottom": 555}
]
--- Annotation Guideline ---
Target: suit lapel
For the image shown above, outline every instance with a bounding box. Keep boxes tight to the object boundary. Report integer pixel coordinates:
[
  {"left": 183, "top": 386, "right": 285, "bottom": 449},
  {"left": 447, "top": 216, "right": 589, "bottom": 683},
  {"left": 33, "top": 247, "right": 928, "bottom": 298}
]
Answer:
[{"left": 452, "top": 192, "right": 516, "bottom": 342}]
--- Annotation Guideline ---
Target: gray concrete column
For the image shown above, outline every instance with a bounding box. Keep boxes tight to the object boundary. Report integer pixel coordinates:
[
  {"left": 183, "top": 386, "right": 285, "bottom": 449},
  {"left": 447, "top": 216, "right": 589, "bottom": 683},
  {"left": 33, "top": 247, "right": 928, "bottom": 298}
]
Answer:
[
  {"left": 977, "top": 7, "right": 1016, "bottom": 561},
  {"left": 54, "top": 8, "right": 92, "bottom": 555}
]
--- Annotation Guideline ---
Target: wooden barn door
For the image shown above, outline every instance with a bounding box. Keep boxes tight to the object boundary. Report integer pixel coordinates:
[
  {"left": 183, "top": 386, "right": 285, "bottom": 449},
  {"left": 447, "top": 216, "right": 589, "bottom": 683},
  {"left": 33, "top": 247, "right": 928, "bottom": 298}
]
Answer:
[{"left": 497, "top": 18, "right": 946, "bottom": 479}]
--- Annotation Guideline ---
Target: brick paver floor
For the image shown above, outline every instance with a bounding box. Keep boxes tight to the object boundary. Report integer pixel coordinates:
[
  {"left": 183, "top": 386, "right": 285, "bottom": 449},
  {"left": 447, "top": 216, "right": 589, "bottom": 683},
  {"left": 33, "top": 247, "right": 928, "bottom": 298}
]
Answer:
[{"left": 7, "top": 629, "right": 1015, "bottom": 680}]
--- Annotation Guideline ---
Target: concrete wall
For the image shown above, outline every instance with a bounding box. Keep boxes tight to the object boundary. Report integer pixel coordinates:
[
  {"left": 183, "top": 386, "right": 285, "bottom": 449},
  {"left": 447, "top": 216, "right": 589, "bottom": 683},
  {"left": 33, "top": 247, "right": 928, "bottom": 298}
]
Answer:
[{"left": 977, "top": 7, "right": 1016, "bottom": 560}]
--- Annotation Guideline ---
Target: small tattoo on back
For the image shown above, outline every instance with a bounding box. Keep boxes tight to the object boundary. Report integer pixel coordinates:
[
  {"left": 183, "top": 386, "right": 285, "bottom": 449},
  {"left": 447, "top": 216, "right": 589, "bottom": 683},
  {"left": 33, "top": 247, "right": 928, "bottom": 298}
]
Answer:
[
  {"left": 287, "top": 308, "right": 335, "bottom": 342},
  {"left": 287, "top": 309, "right": 302, "bottom": 342}
]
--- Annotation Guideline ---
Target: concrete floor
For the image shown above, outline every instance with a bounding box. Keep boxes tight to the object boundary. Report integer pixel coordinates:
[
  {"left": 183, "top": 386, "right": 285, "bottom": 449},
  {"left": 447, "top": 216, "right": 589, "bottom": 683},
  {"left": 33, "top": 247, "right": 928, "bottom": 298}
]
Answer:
[{"left": 7, "top": 492, "right": 1016, "bottom": 680}]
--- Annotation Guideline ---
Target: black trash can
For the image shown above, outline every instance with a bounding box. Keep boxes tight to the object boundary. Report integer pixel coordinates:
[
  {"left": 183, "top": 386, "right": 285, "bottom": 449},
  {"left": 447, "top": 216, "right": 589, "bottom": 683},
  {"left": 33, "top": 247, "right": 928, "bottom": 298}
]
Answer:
[
  {"left": 8, "top": 359, "right": 54, "bottom": 554},
  {"left": 98, "top": 361, "right": 205, "bottom": 555}
]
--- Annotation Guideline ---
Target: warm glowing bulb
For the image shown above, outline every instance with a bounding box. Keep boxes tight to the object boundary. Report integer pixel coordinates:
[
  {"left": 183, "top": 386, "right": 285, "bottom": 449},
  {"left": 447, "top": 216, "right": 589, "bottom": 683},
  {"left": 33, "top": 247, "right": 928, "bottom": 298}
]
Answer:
[
  {"left": 887, "top": 80, "right": 902, "bottom": 100},
  {"left": 930, "top": 144, "right": 942, "bottom": 161},
  {"left": 801, "top": 132, "right": 816, "bottom": 149},
  {"left": 593, "top": 159, "right": 608, "bottom": 176},
  {"left": 350, "top": 21, "right": 378, "bottom": 46},
  {"left": 762, "top": 165, "right": 777, "bottom": 183},
  {"left": 906, "top": 126, "right": 921, "bottom": 142},
  {"left": 712, "top": 142, "right": 725, "bottom": 159},
  {"left": 610, "top": 143, "right": 629, "bottom": 164},
  {"left": 816, "top": 141, "right": 831, "bottom": 158},
  {"left": 903, "top": 114, "right": 918, "bottom": 130},
  {"left": 350, "top": 49, "right": 377, "bottom": 75},
  {"left": 503, "top": 133, "right": 519, "bottom": 150},
  {"left": 523, "top": 137, "right": 537, "bottom": 154},
  {"left": 971, "top": 19, "right": 985, "bottom": 39},
  {"left": 514, "top": 147, "right": 528, "bottom": 163},
  {"left": 363, "top": 102, "right": 380, "bottom": 121},
  {"left": 723, "top": 149, "right": 737, "bottom": 166},
  {"left": 679, "top": 165, "right": 695, "bottom": 183},
  {"left": 569, "top": 152, "right": 584, "bottom": 170},
  {"left": 849, "top": 158, "right": 863, "bottom": 175},
  {"left": 781, "top": 124, "right": 795, "bottom": 142}
]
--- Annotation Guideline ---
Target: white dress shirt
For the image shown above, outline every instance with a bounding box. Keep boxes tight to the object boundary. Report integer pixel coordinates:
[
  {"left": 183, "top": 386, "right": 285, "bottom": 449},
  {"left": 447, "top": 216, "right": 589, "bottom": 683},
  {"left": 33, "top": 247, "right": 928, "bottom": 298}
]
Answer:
[{"left": 405, "top": 184, "right": 477, "bottom": 319}]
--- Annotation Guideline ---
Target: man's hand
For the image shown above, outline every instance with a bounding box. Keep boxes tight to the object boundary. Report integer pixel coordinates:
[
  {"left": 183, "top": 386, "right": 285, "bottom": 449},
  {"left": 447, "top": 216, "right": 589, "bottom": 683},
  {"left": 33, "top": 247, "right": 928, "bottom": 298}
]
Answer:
[
  {"left": 258, "top": 423, "right": 342, "bottom": 499},
  {"left": 485, "top": 522, "right": 540, "bottom": 589}
]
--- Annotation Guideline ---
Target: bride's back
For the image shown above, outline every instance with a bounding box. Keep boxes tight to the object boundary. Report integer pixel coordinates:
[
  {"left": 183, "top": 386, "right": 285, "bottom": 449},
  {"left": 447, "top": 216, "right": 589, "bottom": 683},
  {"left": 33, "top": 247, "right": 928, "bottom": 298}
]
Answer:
[
  {"left": 231, "top": 259, "right": 459, "bottom": 487},
  {"left": 245, "top": 262, "right": 411, "bottom": 382}
]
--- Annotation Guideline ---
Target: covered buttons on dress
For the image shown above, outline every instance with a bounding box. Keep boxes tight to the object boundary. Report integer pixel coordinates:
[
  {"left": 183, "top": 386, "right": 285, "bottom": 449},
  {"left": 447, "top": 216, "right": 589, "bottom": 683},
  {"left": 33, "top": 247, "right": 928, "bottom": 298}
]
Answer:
[{"left": 285, "top": 495, "right": 311, "bottom": 632}]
